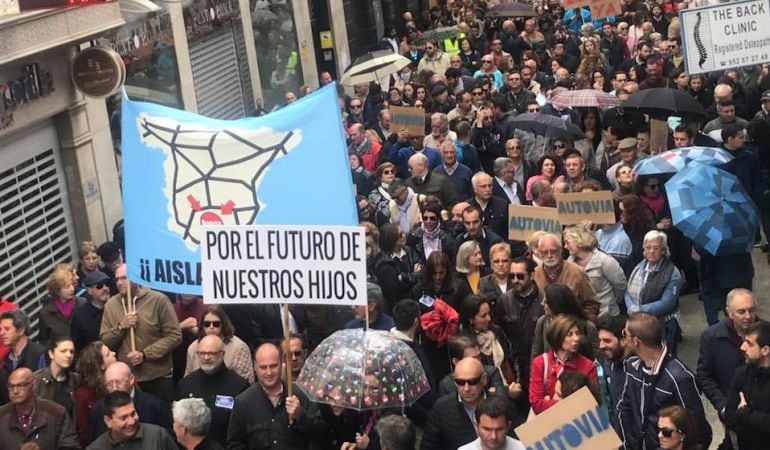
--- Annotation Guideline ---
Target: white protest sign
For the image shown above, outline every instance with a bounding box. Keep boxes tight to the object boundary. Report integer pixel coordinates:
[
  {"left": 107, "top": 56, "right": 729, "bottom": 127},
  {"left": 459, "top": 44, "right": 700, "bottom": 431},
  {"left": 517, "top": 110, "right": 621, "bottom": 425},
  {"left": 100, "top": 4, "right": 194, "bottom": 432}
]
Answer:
[
  {"left": 202, "top": 225, "right": 367, "bottom": 305},
  {"left": 680, "top": 0, "right": 770, "bottom": 75}
]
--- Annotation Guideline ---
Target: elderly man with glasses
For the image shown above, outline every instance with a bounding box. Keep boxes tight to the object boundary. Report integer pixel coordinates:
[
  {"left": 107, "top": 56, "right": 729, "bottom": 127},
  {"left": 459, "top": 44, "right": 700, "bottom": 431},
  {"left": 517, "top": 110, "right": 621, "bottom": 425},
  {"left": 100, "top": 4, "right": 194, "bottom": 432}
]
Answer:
[{"left": 176, "top": 335, "right": 250, "bottom": 447}]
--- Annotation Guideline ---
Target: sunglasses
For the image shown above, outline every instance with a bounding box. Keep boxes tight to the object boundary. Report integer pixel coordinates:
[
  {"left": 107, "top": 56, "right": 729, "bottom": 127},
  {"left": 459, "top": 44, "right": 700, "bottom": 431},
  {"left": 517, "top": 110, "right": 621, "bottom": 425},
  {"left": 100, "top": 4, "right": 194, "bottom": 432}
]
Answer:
[
  {"left": 422, "top": 215, "right": 438, "bottom": 222},
  {"left": 511, "top": 272, "right": 528, "bottom": 280},
  {"left": 350, "top": 104, "right": 362, "bottom": 109},
  {"left": 454, "top": 376, "right": 482, "bottom": 386},
  {"left": 658, "top": 427, "right": 678, "bottom": 438},
  {"left": 491, "top": 258, "right": 509, "bottom": 264},
  {"left": 382, "top": 169, "right": 394, "bottom": 175},
  {"left": 203, "top": 320, "right": 221, "bottom": 328},
  {"left": 472, "top": 91, "right": 484, "bottom": 96},
  {"left": 554, "top": 143, "right": 566, "bottom": 148},
  {"left": 89, "top": 282, "right": 108, "bottom": 289},
  {"left": 482, "top": 60, "right": 493, "bottom": 64},
  {"left": 646, "top": 183, "right": 660, "bottom": 189}
]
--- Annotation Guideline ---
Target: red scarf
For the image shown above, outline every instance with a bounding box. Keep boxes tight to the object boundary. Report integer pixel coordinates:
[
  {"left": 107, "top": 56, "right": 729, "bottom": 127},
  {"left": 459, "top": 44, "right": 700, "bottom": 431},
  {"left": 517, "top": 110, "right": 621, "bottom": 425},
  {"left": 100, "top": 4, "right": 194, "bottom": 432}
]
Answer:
[
  {"left": 640, "top": 194, "right": 665, "bottom": 216},
  {"left": 54, "top": 298, "right": 75, "bottom": 319}
]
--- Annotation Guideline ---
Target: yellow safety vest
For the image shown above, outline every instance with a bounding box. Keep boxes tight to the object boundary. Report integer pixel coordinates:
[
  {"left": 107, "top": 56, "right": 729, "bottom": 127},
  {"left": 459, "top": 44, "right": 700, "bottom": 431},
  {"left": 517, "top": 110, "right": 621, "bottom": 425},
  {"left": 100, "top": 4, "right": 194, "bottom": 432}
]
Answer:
[
  {"left": 286, "top": 51, "right": 298, "bottom": 75},
  {"left": 443, "top": 38, "right": 460, "bottom": 56}
]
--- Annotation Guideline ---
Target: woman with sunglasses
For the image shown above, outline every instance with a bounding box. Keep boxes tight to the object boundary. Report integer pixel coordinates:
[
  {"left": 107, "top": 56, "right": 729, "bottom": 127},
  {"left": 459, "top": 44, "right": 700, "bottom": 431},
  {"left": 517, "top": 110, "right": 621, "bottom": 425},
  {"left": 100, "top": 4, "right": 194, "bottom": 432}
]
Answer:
[
  {"left": 406, "top": 202, "right": 453, "bottom": 265},
  {"left": 368, "top": 163, "right": 397, "bottom": 221},
  {"left": 74, "top": 341, "right": 116, "bottom": 446},
  {"left": 529, "top": 314, "right": 598, "bottom": 415},
  {"left": 532, "top": 283, "right": 599, "bottom": 360},
  {"left": 185, "top": 305, "right": 254, "bottom": 383},
  {"left": 657, "top": 405, "right": 700, "bottom": 450}
]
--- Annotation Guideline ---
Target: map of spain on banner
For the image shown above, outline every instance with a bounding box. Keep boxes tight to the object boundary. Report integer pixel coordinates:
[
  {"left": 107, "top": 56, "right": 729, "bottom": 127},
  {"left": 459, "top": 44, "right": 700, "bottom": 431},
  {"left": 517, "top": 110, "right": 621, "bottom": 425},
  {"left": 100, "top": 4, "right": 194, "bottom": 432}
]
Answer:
[{"left": 121, "top": 83, "right": 357, "bottom": 295}]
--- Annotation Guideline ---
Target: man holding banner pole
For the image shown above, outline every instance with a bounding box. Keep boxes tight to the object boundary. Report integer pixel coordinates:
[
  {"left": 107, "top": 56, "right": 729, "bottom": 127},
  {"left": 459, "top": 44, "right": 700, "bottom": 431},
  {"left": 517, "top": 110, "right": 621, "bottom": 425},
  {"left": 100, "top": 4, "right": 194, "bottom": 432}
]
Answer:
[{"left": 100, "top": 264, "right": 182, "bottom": 405}]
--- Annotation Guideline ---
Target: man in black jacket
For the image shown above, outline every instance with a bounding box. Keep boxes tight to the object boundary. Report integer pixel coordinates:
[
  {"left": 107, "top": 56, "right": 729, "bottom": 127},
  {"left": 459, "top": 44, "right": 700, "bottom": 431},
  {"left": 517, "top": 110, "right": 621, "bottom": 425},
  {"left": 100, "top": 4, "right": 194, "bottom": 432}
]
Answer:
[
  {"left": 437, "top": 336, "right": 507, "bottom": 397},
  {"left": 618, "top": 313, "right": 711, "bottom": 450},
  {"left": 422, "top": 358, "right": 508, "bottom": 450},
  {"left": 227, "top": 343, "right": 324, "bottom": 450},
  {"left": 725, "top": 320, "right": 770, "bottom": 450},
  {"left": 698, "top": 288, "right": 758, "bottom": 450},
  {"left": 467, "top": 172, "right": 509, "bottom": 241},
  {"left": 176, "top": 334, "right": 250, "bottom": 447},
  {"left": 454, "top": 205, "right": 504, "bottom": 270}
]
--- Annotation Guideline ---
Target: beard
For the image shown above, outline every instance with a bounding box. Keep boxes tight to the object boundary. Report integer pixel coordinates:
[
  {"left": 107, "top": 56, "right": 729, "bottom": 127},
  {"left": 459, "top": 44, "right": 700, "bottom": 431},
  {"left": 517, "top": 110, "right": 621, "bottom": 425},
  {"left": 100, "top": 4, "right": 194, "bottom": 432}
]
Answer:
[{"left": 200, "top": 361, "right": 221, "bottom": 374}]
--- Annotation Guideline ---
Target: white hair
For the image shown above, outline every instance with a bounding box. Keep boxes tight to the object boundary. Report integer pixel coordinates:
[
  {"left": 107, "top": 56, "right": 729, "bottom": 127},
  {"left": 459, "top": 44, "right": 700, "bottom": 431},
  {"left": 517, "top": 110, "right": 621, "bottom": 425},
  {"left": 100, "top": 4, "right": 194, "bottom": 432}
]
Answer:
[
  {"left": 643, "top": 230, "right": 668, "bottom": 256},
  {"left": 172, "top": 398, "right": 211, "bottom": 437}
]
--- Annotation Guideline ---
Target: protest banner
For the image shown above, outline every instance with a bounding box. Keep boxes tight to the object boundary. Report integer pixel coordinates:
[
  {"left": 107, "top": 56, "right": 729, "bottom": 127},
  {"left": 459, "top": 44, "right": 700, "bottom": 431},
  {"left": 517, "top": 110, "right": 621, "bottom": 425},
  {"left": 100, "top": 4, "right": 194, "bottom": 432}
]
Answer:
[
  {"left": 508, "top": 205, "right": 562, "bottom": 241},
  {"left": 390, "top": 105, "right": 426, "bottom": 137},
  {"left": 120, "top": 83, "right": 357, "bottom": 295},
  {"left": 560, "top": 0, "right": 591, "bottom": 10},
  {"left": 515, "top": 387, "right": 622, "bottom": 450},
  {"left": 649, "top": 118, "right": 669, "bottom": 154},
  {"left": 680, "top": 0, "right": 770, "bottom": 75},
  {"left": 202, "top": 225, "right": 368, "bottom": 306},
  {"left": 589, "top": 0, "right": 621, "bottom": 19},
  {"left": 555, "top": 191, "right": 615, "bottom": 225}
]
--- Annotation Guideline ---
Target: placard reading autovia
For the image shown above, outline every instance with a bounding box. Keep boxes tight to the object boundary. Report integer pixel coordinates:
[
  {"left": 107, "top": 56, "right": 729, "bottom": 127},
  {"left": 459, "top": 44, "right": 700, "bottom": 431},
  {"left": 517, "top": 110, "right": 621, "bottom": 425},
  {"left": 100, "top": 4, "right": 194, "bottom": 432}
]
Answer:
[{"left": 202, "top": 225, "right": 367, "bottom": 306}]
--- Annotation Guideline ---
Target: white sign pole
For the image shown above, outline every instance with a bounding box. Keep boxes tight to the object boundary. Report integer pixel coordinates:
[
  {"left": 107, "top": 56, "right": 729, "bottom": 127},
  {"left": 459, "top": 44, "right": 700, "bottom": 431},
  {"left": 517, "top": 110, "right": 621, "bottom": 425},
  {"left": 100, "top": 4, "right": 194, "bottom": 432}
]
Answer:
[
  {"left": 201, "top": 225, "right": 368, "bottom": 306},
  {"left": 680, "top": 0, "right": 770, "bottom": 75}
]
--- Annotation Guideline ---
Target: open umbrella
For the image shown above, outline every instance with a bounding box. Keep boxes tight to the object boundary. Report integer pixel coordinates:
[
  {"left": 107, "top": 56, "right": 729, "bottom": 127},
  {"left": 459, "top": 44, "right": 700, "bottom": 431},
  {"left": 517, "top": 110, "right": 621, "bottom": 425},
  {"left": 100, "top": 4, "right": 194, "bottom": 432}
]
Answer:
[
  {"left": 485, "top": 2, "right": 537, "bottom": 17},
  {"left": 550, "top": 89, "right": 621, "bottom": 109},
  {"left": 412, "top": 26, "right": 462, "bottom": 46},
  {"left": 634, "top": 146, "right": 734, "bottom": 176},
  {"left": 340, "top": 50, "right": 411, "bottom": 86},
  {"left": 621, "top": 88, "right": 707, "bottom": 120},
  {"left": 511, "top": 112, "right": 585, "bottom": 140},
  {"left": 665, "top": 163, "right": 759, "bottom": 255},
  {"left": 297, "top": 329, "right": 430, "bottom": 411}
]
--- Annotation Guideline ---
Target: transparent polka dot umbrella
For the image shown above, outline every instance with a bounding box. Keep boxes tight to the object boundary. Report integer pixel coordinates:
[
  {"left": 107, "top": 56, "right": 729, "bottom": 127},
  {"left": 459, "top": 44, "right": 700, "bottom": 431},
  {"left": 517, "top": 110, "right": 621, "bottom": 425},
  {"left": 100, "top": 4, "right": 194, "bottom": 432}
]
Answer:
[{"left": 296, "top": 329, "right": 430, "bottom": 411}]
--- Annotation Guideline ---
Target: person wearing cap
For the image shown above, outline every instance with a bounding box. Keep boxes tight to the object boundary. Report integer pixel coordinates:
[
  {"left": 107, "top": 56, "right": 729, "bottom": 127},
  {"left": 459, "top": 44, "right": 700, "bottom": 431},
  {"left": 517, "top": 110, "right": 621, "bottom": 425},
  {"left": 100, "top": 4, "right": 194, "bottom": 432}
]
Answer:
[
  {"left": 70, "top": 271, "right": 112, "bottom": 353},
  {"left": 606, "top": 137, "right": 645, "bottom": 190},
  {"left": 427, "top": 83, "right": 455, "bottom": 115},
  {"left": 97, "top": 241, "right": 122, "bottom": 296}
]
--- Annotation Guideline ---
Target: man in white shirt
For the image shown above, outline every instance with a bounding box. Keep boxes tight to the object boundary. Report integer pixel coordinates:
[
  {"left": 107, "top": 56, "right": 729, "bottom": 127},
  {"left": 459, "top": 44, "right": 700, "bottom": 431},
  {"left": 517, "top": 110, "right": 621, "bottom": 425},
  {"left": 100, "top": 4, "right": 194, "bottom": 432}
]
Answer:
[{"left": 458, "top": 396, "right": 525, "bottom": 450}]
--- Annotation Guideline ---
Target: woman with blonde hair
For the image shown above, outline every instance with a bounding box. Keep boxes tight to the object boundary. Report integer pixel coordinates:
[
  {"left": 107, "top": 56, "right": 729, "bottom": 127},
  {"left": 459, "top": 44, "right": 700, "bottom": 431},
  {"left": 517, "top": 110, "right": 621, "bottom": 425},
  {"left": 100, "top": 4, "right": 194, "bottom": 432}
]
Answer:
[
  {"left": 454, "top": 240, "right": 485, "bottom": 296},
  {"left": 39, "top": 263, "right": 85, "bottom": 343},
  {"left": 76, "top": 241, "right": 99, "bottom": 290},
  {"left": 563, "top": 227, "right": 626, "bottom": 317}
]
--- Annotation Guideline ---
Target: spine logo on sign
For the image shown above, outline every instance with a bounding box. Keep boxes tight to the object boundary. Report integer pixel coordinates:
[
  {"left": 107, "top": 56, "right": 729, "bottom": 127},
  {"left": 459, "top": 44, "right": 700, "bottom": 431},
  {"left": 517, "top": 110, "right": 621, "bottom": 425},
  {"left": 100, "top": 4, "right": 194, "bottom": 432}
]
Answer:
[{"left": 694, "top": 12, "right": 708, "bottom": 68}]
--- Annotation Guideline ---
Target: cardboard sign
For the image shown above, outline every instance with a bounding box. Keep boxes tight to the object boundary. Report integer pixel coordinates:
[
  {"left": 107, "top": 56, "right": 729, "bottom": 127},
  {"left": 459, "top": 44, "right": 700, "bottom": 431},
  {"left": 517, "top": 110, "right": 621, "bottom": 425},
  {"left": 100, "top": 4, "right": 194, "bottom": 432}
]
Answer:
[
  {"left": 508, "top": 205, "right": 562, "bottom": 241},
  {"left": 390, "top": 106, "right": 426, "bottom": 137},
  {"left": 202, "top": 225, "right": 367, "bottom": 305},
  {"left": 515, "top": 387, "right": 622, "bottom": 450},
  {"left": 555, "top": 191, "right": 615, "bottom": 225},
  {"left": 561, "top": 0, "right": 591, "bottom": 9},
  {"left": 649, "top": 118, "right": 669, "bottom": 154},
  {"left": 589, "top": 0, "right": 622, "bottom": 19}
]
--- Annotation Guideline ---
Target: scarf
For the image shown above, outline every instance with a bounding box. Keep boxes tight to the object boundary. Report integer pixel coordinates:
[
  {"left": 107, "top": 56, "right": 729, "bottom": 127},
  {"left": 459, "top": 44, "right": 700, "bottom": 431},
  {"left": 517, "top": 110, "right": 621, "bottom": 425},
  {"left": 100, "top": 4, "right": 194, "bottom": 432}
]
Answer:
[
  {"left": 476, "top": 330, "right": 505, "bottom": 380},
  {"left": 421, "top": 222, "right": 442, "bottom": 259},
  {"left": 54, "top": 298, "right": 75, "bottom": 319},
  {"left": 397, "top": 188, "right": 414, "bottom": 232},
  {"left": 640, "top": 194, "right": 665, "bottom": 216}
]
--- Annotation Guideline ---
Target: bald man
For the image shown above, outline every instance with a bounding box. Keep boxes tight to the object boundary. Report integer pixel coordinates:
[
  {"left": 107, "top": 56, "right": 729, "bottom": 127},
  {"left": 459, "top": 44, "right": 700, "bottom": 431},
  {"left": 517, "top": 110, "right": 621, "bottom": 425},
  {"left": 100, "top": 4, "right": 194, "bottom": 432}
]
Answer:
[
  {"left": 0, "top": 368, "right": 78, "bottom": 449},
  {"left": 90, "top": 362, "right": 172, "bottom": 442},
  {"left": 227, "top": 343, "right": 323, "bottom": 449},
  {"left": 176, "top": 335, "right": 250, "bottom": 447},
  {"left": 422, "top": 358, "right": 508, "bottom": 450}
]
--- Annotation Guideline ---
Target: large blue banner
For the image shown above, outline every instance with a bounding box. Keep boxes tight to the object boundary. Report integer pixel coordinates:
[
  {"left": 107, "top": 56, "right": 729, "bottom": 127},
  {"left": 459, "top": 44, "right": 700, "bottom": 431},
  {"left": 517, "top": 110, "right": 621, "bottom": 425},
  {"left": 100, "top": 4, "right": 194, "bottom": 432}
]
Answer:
[{"left": 121, "top": 84, "right": 357, "bottom": 294}]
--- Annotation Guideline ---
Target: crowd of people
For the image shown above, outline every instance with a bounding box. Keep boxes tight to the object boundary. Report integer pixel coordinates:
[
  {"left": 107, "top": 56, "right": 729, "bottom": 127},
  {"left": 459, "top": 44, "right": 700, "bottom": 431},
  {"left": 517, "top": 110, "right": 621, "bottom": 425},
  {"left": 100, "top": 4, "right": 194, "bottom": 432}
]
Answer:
[{"left": 3, "top": 0, "right": 770, "bottom": 449}]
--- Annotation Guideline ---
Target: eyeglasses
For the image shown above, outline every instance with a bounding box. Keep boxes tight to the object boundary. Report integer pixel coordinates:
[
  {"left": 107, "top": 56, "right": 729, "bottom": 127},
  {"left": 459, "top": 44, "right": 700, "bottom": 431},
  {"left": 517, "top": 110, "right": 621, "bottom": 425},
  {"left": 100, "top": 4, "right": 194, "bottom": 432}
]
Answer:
[
  {"left": 382, "top": 169, "right": 394, "bottom": 175},
  {"left": 482, "top": 60, "right": 493, "bottom": 64},
  {"left": 554, "top": 143, "right": 566, "bottom": 149},
  {"left": 454, "top": 376, "right": 482, "bottom": 386},
  {"left": 425, "top": 46, "right": 434, "bottom": 51},
  {"left": 528, "top": 108, "right": 540, "bottom": 113},
  {"left": 8, "top": 381, "right": 32, "bottom": 390},
  {"left": 197, "top": 350, "right": 223, "bottom": 358},
  {"left": 511, "top": 272, "right": 528, "bottom": 280},
  {"left": 658, "top": 427, "right": 679, "bottom": 438},
  {"left": 491, "top": 258, "right": 509, "bottom": 264},
  {"left": 203, "top": 320, "right": 221, "bottom": 328},
  {"left": 422, "top": 215, "right": 438, "bottom": 222},
  {"left": 472, "top": 91, "right": 484, "bottom": 96},
  {"left": 646, "top": 183, "right": 660, "bottom": 189}
]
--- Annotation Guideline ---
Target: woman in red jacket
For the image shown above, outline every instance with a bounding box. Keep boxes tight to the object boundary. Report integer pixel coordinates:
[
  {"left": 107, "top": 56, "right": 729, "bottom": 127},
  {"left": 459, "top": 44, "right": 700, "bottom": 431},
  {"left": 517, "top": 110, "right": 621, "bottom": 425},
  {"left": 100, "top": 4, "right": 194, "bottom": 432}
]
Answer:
[
  {"left": 529, "top": 314, "right": 599, "bottom": 414},
  {"left": 73, "top": 341, "right": 116, "bottom": 446}
]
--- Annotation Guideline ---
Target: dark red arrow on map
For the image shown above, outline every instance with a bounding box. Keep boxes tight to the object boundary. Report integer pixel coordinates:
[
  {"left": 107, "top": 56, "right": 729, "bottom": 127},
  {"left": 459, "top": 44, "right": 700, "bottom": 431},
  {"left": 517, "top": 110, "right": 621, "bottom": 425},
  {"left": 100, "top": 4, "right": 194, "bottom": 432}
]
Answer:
[
  {"left": 187, "top": 195, "right": 201, "bottom": 211},
  {"left": 221, "top": 200, "right": 235, "bottom": 215}
]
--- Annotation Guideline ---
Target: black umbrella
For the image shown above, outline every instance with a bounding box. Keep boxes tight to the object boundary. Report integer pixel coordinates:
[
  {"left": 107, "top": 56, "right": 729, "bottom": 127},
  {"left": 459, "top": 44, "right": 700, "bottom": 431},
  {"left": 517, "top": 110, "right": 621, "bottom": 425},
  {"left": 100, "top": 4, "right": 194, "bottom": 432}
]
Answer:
[
  {"left": 511, "top": 113, "right": 585, "bottom": 140},
  {"left": 485, "top": 2, "right": 537, "bottom": 18},
  {"left": 413, "top": 26, "right": 462, "bottom": 46},
  {"left": 621, "top": 88, "right": 707, "bottom": 120}
]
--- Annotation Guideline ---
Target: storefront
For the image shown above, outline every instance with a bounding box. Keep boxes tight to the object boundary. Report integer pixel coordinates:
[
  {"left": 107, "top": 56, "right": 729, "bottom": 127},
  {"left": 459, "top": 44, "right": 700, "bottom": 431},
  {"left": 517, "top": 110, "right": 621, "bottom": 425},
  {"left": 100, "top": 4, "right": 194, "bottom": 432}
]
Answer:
[{"left": 0, "top": 2, "right": 125, "bottom": 327}]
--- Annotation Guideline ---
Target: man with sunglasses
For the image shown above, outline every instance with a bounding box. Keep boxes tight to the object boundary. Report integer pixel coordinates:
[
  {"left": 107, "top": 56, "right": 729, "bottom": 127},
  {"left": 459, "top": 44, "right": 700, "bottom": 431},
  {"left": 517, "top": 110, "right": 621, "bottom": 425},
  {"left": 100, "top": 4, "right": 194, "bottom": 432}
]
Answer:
[
  {"left": 495, "top": 257, "right": 544, "bottom": 419},
  {"left": 417, "top": 41, "right": 451, "bottom": 78},
  {"left": 422, "top": 357, "right": 508, "bottom": 450},
  {"left": 70, "top": 270, "right": 112, "bottom": 354},
  {"left": 176, "top": 334, "right": 250, "bottom": 447},
  {"left": 618, "top": 312, "right": 711, "bottom": 450}
]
